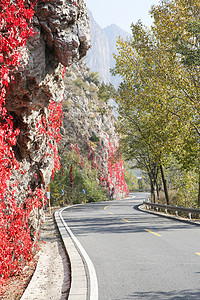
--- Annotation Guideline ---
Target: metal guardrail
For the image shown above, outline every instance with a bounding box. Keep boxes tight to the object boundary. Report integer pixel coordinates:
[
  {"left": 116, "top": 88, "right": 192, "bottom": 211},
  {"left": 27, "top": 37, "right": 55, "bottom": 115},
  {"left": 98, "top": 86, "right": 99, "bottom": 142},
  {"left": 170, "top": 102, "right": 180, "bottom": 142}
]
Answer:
[{"left": 143, "top": 201, "right": 200, "bottom": 219}]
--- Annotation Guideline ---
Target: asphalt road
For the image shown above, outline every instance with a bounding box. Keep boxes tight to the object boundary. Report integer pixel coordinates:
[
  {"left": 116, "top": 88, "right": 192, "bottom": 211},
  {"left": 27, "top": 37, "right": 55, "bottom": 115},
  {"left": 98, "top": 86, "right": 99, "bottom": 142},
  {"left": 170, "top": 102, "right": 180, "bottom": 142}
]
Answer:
[{"left": 61, "top": 192, "right": 200, "bottom": 299}]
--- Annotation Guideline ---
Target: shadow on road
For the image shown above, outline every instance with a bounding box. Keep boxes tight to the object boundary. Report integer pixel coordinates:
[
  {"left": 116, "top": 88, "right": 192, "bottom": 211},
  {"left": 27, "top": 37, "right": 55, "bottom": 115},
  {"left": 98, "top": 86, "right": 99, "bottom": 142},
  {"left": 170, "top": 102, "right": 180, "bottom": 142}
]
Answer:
[
  {"left": 62, "top": 202, "right": 197, "bottom": 236},
  {"left": 124, "top": 289, "right": 200, "bottom": 299}
]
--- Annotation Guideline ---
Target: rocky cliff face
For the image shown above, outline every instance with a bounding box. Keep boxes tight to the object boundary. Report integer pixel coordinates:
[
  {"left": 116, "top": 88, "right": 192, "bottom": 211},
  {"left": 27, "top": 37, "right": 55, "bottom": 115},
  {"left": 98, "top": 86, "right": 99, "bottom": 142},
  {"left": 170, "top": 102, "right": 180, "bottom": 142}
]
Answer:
[
  {"left": 6, "top": 0, "right": 91, "bottom": 237},
  {"left": 60, "top": 61, "right": 129, "bottom": 199}
]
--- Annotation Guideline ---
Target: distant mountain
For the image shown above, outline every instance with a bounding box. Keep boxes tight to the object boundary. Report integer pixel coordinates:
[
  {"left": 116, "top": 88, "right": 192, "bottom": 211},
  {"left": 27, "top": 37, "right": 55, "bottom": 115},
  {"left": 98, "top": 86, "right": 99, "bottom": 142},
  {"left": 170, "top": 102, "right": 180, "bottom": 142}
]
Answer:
[
  {"left": 104, "top": 23, "right": 130, "bottom": 55},
  {"left": 85, "top": 10, "right": 131, "bottom": 87},
  {"left": 85, "top": 10, "right": 111, "bottom": 84},
  {"left": 104, "top": 24, "right": 130, "bottom": 87}
]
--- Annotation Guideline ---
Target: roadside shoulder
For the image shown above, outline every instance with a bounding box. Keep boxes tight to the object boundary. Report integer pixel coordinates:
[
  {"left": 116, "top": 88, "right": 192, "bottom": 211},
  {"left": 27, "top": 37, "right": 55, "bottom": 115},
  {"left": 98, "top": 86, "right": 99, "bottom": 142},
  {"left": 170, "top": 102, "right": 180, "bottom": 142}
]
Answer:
[{"left": 138, "top": 204, "right": 200, "bottom": 226}]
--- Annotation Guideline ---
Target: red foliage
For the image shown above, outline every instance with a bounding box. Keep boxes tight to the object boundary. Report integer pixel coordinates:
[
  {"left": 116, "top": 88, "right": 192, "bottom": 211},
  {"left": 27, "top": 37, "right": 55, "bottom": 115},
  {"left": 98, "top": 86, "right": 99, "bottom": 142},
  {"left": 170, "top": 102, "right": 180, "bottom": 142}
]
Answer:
[
  {"left": 0, "top": 188, "right": 45, "bottom": 282},
  {"left": 71, "top": 136, "right": 129, "bottom": 198},
  {"left": 69, "top": 165, "right": 74, "bottom": 188},
  {"left": 0, "top": 0, "right": 58, "bottom": 283},
  {"left": 47, "top": 100, "right": 63, "bottom": 178},
  {"left": 101, "top": 136, "right": 129, "bottom": 196},
  {"left": 70, "top": 143, "right": 85, "bottom": 167},
  {"left": 37, "top": 99, "right": 63, "bottom": 178}
]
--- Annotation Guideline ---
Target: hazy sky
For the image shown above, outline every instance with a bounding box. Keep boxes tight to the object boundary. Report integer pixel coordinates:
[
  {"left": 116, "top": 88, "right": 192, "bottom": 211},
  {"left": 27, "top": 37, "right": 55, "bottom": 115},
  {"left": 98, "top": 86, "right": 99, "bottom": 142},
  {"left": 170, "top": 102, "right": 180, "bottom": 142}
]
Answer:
[{"left": 85, "top": 0, "right": 161, "bottom": 33}]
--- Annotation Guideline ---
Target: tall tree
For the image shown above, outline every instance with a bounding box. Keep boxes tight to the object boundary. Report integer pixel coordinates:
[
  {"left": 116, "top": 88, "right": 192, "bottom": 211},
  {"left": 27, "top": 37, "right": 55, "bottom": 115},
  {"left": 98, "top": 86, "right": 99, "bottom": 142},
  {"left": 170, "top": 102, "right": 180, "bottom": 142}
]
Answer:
[{"left": 112, "top": 0, "right": 200, "bottom": 205}]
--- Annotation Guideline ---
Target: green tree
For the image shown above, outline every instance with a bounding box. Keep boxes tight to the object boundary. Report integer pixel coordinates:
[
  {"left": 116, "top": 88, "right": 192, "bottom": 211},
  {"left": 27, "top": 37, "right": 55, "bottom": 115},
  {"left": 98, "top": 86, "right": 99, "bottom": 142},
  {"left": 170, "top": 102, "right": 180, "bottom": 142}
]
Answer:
[
  {"left": 112, "top": 0, "right": 200, "bottom": 205},
  {"left": 98, "top": 82, "right": 117, "bottom": 103},
  {"left": 123, "top": 162, "right": 139, "bottom": 191},
  {"left": 50, "top": 151, "right": 108, "bottom": 206}
]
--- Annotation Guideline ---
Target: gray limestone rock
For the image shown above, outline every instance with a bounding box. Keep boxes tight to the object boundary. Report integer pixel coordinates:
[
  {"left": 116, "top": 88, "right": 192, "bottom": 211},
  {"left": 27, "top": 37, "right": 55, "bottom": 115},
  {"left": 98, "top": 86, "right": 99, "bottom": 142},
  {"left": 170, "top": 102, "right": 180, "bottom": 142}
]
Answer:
[
  {"left": 6, "top": 0, "right": 91, "bottom": 239},
  {"left": 61, "top": 60, "right": 128, "bottom": 200}
]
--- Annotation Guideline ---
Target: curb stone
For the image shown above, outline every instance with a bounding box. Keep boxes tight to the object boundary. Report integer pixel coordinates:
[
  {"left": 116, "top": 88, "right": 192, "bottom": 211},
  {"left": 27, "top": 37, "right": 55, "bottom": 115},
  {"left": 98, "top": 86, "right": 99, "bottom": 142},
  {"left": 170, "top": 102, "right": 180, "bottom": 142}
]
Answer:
[{"left": 55, "top": 206, "right": 98, "bottom": 300}]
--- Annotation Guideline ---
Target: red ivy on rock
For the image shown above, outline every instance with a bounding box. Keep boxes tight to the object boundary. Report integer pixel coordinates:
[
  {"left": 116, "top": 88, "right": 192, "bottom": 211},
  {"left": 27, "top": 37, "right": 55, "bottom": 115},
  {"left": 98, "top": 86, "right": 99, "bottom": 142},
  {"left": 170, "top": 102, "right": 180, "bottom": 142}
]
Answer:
[
  {"left": 48, "top": 100, "right": 63, "bottom": 178},
  {"left": 0, "top": 0, "right": 60, "bottom": 283},
  {"left": 0, "top": 0, "right": 38, "bottom": 283},
  {"left": 69, "top": 165, "right": 74, "bottom": 188},
  {"left": 100, "top": 136, "right": 129, "bottom": 196},
  {"left": 70, "top": 143, "right": 85, "bottom": 167},
  {"left": 70, "top": 135, "right": 129, "bottom": 199},
  {"left": 37, "top": 99, "right": 63, "bottom": 178}
]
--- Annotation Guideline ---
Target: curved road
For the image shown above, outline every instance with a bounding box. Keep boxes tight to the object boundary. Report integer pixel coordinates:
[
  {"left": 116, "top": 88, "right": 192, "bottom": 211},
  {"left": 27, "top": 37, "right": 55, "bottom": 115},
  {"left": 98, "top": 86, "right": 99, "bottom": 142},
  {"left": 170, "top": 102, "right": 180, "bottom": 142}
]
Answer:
[{"left": 62, "top": 193, "right": 200, "bottom": 299}]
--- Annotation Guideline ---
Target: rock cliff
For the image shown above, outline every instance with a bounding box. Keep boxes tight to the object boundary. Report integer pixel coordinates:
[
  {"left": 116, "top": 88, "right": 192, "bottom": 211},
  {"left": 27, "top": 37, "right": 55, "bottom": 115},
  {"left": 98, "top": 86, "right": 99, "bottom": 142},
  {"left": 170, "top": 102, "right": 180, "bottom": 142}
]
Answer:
[
  {"left": 60, "top": 60, "right": 129, "bottom": 200},
  {"left": 6, "top": 0, "right": 91, "bottom": 237}
]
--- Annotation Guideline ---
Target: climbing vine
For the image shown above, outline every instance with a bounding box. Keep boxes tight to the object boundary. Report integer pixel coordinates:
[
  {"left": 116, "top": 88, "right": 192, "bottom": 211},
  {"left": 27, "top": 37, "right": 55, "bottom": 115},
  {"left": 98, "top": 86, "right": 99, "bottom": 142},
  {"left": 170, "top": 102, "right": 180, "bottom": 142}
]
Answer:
[
  {"left": 70, "top": 134, "right": 129, "bottom": 199},
  {"left": 37, "top": 99, "right": 63, "bottom": 178},
  {"left": 0, "top": 0, "right": 64, "bottom": 282},
  {"left": 99, "top": 134, "right": 129, "bottom": 196}
]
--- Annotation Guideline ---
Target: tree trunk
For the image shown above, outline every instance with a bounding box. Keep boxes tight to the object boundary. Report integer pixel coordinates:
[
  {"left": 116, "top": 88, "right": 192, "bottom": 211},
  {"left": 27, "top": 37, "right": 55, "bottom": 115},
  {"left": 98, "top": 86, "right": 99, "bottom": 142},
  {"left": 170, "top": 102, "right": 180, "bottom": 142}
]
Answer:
[
  {"left": 155, "top": 180, "right": 160, "bottom": 203},
  {"left": 160, "top": 165, "right": 170, "bottom": 205},
  {"left": 198, "top": 173, "right": 200, "bottom": 207},
  {"left": 150, "top": 181, "right": 155, "bottom": 203}
]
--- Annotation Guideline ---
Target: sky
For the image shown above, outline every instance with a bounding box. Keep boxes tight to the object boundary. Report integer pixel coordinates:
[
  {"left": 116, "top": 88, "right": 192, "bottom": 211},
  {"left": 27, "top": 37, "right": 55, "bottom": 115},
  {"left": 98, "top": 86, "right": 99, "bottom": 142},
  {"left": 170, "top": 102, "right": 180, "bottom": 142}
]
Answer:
[{"left": 85, "top": 0, "right": 161, "bottom": 33}]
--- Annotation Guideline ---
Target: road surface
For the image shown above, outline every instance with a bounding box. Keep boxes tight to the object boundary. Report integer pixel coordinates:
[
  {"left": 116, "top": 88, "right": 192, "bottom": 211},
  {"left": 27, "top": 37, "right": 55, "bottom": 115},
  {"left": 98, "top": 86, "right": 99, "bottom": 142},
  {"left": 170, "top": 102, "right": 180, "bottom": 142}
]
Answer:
[{"left": 62, "top": 192, "right": 200, "bottom": 299}]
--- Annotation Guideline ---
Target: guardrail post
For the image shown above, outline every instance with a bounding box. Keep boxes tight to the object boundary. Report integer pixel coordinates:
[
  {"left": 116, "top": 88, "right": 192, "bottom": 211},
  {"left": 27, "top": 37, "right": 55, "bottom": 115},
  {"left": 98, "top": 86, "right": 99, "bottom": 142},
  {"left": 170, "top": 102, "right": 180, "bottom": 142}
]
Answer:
[
  {"left": 175, "top": 205, "right": 178, "bottom": 216},
  {"left": 142, "top": 201, "right": 200, "bottom": 220}
]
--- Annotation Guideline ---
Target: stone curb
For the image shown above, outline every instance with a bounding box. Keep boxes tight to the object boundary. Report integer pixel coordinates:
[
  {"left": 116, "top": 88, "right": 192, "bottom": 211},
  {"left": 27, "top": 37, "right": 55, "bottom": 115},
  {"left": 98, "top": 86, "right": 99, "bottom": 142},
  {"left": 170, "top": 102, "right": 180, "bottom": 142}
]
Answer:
[
  {"left": 20, "top": 251, "right": 41, "bottom": 300},
  {"left": 138, "top": 204, "right": 200, "bottom": 226},
  {"left": 55, "top": 206, "right": 98, "bottom": 300}
]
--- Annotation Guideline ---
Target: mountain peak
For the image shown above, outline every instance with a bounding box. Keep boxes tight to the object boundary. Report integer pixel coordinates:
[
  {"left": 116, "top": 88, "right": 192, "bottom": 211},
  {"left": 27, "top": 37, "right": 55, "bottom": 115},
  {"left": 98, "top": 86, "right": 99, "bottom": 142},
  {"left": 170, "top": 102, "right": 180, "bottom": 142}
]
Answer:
[
  {"left": 85, "top": 10, "right": 131, "bottom": 87},
  {"left": 104, "top": 23, "right": 131, "bottom": 38},
  {"left": 104, "top": 23, "right": 119, "bottom": 29}
]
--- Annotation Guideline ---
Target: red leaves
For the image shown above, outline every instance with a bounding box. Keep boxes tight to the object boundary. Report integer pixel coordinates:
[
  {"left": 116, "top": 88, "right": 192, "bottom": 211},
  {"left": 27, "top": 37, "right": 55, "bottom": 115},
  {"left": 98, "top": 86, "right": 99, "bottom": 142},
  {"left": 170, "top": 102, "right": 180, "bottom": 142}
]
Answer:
[
  {"left": 36, "top": 100, "right": 63, "bottom": 178},
  {"left": 69, "top": 165, "right": 74, "bottom": 188},
  {"left": 105, "top": 138, "right": 129, "bottom": 195},
  {"left": 0, "top": 0, "right": 39, "bottom": 283},
  {"left": 87, "top": 136, "right": 129, "bottom": 195},
  {"left": 62, "top": 67, "right": 66, "bottom": 78},
  {"left": 70, "top": 143, "right": 85, "bottom": 167},
  {"left": 0, "top": 196, "right": 33, "bottom": 283},
  {"left": 72, "top": 137, "right": 129, "bottom": 197},
  {"left": 48, "top": 100, "right": 63, "bottom": 174}
]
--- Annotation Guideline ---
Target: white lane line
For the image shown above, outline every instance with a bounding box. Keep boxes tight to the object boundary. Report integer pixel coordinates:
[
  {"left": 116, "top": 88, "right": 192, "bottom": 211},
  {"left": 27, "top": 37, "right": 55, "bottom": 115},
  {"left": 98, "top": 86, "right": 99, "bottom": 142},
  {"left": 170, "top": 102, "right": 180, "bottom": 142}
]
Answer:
[{"left": 60, "top": 207, "right": 98, "bottom": 300}]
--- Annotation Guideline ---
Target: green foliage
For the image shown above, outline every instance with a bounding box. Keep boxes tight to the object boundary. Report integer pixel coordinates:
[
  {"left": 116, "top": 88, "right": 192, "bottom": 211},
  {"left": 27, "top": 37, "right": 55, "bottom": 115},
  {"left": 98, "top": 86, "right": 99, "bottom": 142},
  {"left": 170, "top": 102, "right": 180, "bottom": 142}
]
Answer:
[
  {"left": 112, "top": 0, "right": 200, "bottom": 206},
  {"left": 74, "top": 77, "right": 86, "bottom": 89},
  {"left": 171, "top": 170, "right": 199, "bottom": 208},
  {"left": 82, "top": 174, "right": 107, "bottom": 202},
  {"left": 87, "top": 72, "right": 100, "bottom": 85},
  {"left": 50, "top": 151, "right": 108, "bottom": 206},
  {"left": 96, "top": 107, "right": 107, "bottom": 117},
  {"left": 89, "top": 134, "right": 100, "bottom": 143},
  {"left": 123, "top": 163, "right": 139, "bottom": 190},
  {"left": 98, "top": 82, "right": 117, "bottom": 103}
]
